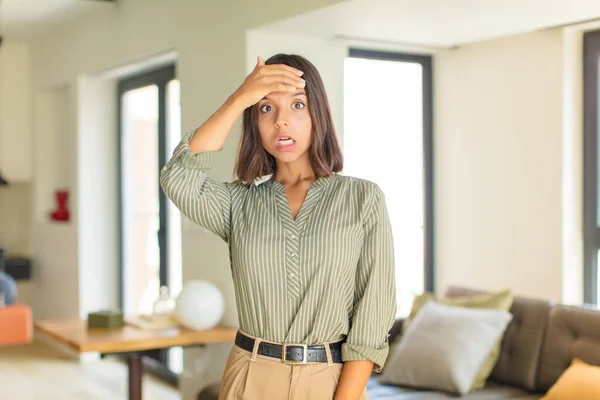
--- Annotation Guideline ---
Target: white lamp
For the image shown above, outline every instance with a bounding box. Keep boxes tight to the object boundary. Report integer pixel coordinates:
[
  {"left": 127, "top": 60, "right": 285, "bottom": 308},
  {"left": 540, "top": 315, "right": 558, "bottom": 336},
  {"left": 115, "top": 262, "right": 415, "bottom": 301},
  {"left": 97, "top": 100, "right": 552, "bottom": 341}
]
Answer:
[{"left": 175, "top": 280, "right": 224, "bottom": 330}]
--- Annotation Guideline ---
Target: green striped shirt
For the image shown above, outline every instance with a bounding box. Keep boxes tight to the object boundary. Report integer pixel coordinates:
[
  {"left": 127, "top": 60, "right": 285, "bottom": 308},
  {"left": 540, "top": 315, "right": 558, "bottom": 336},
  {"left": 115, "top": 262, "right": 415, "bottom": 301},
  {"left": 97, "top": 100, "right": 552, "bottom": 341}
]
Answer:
[{"left": 160, "top": 130, "right": 397, "bottom": 372}]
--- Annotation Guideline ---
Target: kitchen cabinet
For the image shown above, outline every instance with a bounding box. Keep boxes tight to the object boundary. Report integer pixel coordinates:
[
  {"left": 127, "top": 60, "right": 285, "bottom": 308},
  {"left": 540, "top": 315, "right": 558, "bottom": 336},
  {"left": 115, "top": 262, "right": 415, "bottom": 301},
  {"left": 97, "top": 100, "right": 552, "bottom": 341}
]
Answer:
[{"left": 0, "top": 41, "right": 32, "bottom": 182}]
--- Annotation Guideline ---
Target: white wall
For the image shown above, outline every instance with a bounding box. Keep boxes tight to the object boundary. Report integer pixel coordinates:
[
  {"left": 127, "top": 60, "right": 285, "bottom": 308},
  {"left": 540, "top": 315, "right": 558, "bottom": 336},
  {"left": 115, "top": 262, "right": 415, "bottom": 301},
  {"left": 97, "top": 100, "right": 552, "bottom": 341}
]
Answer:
[
  {"left": 434, "top": 30, "right": 571, "bottom": 302},
  {"left": 561, "top": 28, "right": 585, "bottom": 305},
  {"left": 0, "top": 41, "right": 32, "bottom": 183},
  {"left": 77, "top": 76, "right": 119, "bottom": 317}
]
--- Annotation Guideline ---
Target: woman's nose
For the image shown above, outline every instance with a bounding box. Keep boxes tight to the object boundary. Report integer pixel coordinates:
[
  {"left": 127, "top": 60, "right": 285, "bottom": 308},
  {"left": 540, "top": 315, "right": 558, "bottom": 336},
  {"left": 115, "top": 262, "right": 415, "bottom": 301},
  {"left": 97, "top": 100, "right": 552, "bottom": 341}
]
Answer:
[{"left": 274, "top": 110, "right": 290, "bottom": 128}]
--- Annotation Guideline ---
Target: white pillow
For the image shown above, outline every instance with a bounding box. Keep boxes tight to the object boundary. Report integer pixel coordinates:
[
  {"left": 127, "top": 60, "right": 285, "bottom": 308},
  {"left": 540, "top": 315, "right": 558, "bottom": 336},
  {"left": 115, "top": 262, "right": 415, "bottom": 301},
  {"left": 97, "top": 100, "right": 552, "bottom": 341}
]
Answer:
[{"left": 378, "top": 301, "right": 512, "bottom": 395}]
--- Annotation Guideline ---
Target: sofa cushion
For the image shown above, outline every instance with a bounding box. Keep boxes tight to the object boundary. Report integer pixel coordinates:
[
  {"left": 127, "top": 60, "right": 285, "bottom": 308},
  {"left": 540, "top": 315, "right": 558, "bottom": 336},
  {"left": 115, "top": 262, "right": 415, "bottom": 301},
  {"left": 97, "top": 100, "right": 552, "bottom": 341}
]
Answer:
[
  {"left": 403, "top": 289, "right": 513, "bottom": 390},
  {"left": 541, "top": 358, "right": 600, "bottom": 400},
  {"left": 445, "top": 287, "right": 552, "bottom": 392},
  {"left": 368, "top": 377, "right": 540, "bottom": 399},
  {"left": 379, "top": 301, "right": 512, "bottom": 395},
  {"left": 536, "top": 304, "right": 600, "bottom": 392}
]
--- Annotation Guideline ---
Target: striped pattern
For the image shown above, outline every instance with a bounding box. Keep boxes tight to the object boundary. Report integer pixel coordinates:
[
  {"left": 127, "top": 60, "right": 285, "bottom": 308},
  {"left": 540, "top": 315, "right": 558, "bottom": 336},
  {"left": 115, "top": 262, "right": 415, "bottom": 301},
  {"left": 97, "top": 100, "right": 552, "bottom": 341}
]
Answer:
[{"left": 160, "top": 130, "right": 397, "bottom": 372}]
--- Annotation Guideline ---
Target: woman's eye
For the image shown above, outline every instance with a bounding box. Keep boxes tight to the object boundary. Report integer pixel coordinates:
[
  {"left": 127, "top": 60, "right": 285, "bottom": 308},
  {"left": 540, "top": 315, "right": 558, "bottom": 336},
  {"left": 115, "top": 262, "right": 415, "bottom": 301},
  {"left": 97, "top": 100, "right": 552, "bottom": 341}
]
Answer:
[
  {"left": 293, "top": 102, "right": 305, "bottom": 110},
  {"left": 259, "top": 104, "right": 272, "bottom": 113}
]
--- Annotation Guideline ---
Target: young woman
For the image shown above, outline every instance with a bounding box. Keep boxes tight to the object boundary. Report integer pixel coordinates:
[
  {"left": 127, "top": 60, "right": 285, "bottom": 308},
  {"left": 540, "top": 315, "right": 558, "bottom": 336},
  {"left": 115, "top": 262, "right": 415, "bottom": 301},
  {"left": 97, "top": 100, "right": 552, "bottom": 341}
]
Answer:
[{"left": 160, "top": 54, "right": 396, "bottom": 400}]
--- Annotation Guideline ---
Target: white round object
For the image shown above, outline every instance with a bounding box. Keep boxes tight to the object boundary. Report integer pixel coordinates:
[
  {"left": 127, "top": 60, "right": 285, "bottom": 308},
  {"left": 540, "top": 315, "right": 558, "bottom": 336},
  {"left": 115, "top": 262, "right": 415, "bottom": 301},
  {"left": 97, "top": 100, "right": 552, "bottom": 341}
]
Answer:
[{"left": 175, "top": 280, "right": 224, "bottom": 330}]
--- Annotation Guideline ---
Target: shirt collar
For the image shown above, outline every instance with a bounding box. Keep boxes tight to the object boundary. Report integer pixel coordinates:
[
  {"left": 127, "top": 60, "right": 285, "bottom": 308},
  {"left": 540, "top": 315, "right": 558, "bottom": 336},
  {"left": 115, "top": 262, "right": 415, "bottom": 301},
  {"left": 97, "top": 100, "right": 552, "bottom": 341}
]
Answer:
[
  {"left": 253, "top": 173, "right": 339, "bottom": 188},
  {"left": 253, "top": 174, "right": 274, "bottom": 186}
]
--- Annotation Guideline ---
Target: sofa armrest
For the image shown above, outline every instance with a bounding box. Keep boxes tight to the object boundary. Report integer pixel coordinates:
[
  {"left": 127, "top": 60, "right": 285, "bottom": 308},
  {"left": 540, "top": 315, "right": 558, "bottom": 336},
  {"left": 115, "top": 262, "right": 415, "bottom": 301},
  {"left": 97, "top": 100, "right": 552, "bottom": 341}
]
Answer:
[{"left": 388, "top": 317, "right": 405, "bottom": 346}]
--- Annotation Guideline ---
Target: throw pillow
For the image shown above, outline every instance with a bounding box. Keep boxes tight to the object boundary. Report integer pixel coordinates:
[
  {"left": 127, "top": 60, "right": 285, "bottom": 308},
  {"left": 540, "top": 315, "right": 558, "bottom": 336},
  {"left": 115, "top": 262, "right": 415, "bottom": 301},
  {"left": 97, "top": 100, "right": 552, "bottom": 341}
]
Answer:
[
  {"left": 541, "top": 358, "right": 600, "bottom": 400},
  {"left": 390, "top": 288, "right": 513, "bottom": 390},
  {"left": 411, "top": 289, "right": 513, "bottom": 318},
  {"left": 378, "top": 301, "right": 513, "bottom": 395}
]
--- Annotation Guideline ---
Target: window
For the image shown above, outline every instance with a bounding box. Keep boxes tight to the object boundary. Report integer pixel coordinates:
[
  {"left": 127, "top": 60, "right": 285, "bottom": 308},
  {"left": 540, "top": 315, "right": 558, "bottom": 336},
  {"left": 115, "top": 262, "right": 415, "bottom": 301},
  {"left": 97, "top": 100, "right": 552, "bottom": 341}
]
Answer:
[
  {"left": 344, "top": 49, "right": 434, "bottom": 316},
  {"left": 583, "top": 31, "right": 600, "bottom": 305},
  {"left": 118, "top": 65, "right": 183, "bottom": 381}
]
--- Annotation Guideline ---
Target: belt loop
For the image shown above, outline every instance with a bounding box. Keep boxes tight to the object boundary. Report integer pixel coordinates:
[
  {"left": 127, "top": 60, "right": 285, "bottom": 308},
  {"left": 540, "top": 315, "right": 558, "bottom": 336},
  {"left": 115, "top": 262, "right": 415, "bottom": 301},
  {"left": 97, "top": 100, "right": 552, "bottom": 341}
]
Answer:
[
  {"left": 250, "top": 338, "right": 262, "bottom": 362},
  {"left": 324, "top": 342, "right": 334, "bottom": 366}
]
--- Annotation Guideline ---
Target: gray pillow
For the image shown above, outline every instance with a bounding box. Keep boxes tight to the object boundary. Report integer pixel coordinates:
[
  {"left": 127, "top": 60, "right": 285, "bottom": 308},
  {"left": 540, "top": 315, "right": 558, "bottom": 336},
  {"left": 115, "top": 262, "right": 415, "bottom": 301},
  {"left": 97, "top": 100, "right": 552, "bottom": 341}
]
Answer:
[{"left": 378, "top": 301, "right": 513, "bottom": 395}]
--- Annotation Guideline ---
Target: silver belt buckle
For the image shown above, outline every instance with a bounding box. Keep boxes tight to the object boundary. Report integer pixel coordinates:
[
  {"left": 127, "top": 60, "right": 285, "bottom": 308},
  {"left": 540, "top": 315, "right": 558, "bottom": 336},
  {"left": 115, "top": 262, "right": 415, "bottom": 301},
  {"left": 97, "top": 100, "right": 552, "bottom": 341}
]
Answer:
[{"left": 281, "top": 343, "right": 308, "bottom": 364}]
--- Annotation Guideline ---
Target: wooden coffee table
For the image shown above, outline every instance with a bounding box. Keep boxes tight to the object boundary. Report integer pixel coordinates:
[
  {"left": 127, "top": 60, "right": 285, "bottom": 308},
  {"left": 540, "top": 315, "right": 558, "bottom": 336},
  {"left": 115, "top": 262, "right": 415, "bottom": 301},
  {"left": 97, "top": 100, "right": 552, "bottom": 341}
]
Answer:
[{"left": 35, "top": 319, "right": 237, "bottom": 400}]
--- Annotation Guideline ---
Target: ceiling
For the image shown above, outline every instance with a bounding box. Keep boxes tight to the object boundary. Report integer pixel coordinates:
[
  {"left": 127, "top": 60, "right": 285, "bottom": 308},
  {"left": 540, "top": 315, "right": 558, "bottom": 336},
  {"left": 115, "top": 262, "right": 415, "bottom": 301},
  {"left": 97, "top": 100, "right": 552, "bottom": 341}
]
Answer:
[
  {"left": 258, "top": 0, "right": 600, "bottom": 49},
  {"left": 0, "top": 0, "right": 114, "bottom": 39},
  {"left": 2, "top": 0, "right": 600, "bottom": 46}
]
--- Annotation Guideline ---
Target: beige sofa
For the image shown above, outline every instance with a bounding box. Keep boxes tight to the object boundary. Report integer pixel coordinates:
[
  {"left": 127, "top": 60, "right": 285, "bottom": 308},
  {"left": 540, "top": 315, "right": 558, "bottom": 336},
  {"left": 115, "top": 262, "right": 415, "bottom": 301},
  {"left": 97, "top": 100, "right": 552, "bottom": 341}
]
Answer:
[
  {"left": 366, "top": 286, "right": 600, "bottom": 399},
  {"left": 198, "top": 286, "right": 600, "bottom": 399}
]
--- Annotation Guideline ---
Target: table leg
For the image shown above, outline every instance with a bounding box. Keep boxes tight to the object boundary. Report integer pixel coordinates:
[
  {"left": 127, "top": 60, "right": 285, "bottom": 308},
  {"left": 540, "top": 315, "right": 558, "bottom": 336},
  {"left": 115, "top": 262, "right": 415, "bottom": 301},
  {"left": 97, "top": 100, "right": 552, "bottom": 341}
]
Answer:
[{"left": 127, "top": 353, "right": 143, "bottom": 400}]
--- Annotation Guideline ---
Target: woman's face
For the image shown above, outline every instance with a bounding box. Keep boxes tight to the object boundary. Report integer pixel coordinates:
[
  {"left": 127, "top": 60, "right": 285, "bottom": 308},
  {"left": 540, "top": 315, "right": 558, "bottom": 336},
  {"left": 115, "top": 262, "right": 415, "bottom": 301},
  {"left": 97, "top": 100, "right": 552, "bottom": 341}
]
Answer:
[{"left": 257, "top": 90, "right": 312, "bottom": 164}]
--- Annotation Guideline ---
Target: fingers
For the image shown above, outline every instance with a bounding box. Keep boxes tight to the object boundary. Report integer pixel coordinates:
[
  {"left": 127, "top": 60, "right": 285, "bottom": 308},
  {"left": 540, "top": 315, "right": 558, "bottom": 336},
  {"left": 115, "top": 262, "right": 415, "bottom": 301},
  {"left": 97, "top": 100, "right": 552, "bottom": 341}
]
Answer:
[
  {"left": 264, "top": 74, "right": 305, "bottom": 89},
  {"left": 271, "top": 83, "right": 298, "bottom": 93}
]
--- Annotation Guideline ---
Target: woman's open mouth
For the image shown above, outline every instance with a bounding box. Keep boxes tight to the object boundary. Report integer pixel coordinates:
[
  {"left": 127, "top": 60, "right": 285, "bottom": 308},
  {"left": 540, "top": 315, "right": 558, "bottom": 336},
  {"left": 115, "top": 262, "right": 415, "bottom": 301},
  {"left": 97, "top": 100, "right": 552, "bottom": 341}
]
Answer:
[{"left": 275, "top": 137, "right": 296, "bottom": 152}]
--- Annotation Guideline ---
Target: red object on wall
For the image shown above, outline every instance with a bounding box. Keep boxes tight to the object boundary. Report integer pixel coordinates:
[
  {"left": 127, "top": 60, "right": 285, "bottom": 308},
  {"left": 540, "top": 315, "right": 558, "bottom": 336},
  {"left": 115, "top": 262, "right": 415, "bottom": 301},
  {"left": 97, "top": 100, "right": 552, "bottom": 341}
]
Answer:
[{"left": 50, "top": 190, "right": 69, "bottom": 222}]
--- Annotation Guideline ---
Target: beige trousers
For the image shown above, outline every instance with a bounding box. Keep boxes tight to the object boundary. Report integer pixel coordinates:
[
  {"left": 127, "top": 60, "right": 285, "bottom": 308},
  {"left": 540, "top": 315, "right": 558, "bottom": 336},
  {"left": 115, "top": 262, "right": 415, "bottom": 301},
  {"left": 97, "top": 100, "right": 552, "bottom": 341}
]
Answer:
[{"left": 218, "top": 330, "right": 369, "bottom": 400}]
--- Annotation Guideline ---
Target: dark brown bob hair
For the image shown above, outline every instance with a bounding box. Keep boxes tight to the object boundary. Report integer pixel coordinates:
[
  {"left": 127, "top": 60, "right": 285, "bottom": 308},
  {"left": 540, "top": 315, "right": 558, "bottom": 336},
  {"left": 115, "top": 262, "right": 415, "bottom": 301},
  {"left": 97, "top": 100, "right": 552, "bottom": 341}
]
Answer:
[{"left": 234, "top": 53, "right": 343, "bottom": 184}]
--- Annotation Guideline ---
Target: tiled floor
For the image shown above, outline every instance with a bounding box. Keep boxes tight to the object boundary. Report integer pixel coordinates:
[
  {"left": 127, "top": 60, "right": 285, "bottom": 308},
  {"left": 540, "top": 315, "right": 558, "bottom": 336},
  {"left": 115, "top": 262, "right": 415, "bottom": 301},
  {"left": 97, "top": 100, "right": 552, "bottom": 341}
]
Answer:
[{"left": 0, "top": 340, "right": 180, "bottom": 400}]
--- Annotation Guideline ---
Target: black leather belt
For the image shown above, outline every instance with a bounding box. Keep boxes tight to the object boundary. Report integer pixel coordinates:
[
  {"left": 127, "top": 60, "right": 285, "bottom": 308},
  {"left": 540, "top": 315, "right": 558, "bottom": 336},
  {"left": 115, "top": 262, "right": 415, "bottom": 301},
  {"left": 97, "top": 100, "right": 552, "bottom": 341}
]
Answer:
[{"left": 235, "top": 331, "right": 344, "bottom": 364}]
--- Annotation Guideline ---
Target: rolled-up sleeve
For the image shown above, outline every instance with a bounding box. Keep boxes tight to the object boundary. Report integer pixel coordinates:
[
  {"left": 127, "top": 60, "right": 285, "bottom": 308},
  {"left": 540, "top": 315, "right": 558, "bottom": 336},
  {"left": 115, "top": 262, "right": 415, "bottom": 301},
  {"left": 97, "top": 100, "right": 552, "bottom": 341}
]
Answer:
[
  {"left": 159, "top": 129, "right": 232, "bottom": 243},
  {"left": 341, "top": 185, "right": 397, "bottom": 373}
]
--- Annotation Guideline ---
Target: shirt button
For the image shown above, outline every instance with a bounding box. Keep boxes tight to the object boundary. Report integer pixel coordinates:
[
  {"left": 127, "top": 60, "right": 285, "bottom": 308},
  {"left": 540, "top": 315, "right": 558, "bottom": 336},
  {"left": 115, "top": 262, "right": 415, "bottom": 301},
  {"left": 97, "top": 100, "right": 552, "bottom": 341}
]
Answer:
[
  {"left": 289, "top": 233, "right": 296, "bottom": 239},
  {"left": 289, "top": 251, "right": 295, "bottom": 257},
  {"left": 290, "top": 272, "right": 296, "bottom": 278}
]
